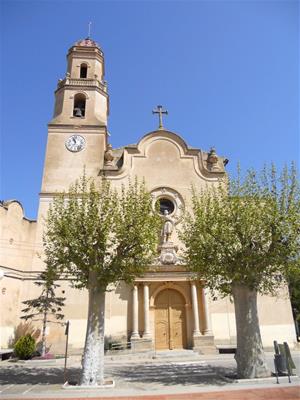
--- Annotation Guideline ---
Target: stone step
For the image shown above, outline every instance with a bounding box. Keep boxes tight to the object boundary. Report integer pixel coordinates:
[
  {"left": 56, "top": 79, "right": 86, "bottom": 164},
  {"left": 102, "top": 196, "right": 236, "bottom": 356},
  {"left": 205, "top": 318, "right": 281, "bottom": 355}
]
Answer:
[
  {"left": 153, "top": 349, "right": 200, "bottom": 359},
  {"left": 106, "top": 349, "right": 202, "bottom": 362}
]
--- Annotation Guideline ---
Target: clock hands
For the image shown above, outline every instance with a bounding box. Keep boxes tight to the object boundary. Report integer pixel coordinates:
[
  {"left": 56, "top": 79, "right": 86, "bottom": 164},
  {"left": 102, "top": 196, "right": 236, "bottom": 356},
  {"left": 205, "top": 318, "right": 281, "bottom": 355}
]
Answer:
[{"left": 66, "top": 135, "right": 85, "bottom": 152}]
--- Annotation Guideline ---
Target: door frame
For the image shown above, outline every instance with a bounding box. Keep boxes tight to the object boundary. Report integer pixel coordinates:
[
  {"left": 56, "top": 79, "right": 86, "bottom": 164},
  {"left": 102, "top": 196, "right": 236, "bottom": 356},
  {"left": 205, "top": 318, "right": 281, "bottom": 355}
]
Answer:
[{"left": 152, "top": 284, "right": 189, "bottom": 350}]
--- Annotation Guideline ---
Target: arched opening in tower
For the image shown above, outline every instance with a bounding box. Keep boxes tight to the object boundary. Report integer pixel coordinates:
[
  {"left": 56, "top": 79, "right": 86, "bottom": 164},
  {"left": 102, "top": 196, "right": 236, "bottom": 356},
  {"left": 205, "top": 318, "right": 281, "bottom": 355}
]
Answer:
[
  {"left": 80, "top": 63, "right": 88, "bottom": 78},
  {"left": 73, "top": 93, "right": 86, "bottom": 117}
]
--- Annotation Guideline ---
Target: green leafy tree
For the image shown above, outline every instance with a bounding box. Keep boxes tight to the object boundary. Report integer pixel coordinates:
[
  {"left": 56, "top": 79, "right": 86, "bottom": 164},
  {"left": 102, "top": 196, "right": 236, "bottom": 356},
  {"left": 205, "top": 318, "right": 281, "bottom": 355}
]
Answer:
[
  {"left": 181, "top": 164, "right": 300, "bottom": 379},
  {"left": 21, "top": 269, "right": 65, "bottom": 357},
  {"left": 286, "top": 269, "right": 300, "bottom": 340},
  {"left": 44, "top": 176, "right": 161, "bottom": 386}
]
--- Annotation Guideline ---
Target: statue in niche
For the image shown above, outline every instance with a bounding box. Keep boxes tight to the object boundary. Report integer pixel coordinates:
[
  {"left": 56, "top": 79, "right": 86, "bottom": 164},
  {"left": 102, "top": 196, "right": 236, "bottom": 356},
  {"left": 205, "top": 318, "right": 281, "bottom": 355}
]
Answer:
[{"left": 162, "top": 210, "right": 174, "bottom": 243}]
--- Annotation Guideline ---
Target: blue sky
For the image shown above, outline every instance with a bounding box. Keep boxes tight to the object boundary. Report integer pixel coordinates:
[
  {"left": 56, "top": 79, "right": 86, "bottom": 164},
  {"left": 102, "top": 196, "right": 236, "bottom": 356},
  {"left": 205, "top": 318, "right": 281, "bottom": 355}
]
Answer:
[{"left": 1, "top": 0, "right": 299, "bottom": 219}]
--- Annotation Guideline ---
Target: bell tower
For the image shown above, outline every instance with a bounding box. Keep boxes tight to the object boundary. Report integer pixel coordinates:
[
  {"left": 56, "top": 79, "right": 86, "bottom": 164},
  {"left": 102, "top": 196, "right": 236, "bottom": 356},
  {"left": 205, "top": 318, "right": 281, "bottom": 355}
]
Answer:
[{"left": 41, "top": 37, "right": 109, "bottom": 194}]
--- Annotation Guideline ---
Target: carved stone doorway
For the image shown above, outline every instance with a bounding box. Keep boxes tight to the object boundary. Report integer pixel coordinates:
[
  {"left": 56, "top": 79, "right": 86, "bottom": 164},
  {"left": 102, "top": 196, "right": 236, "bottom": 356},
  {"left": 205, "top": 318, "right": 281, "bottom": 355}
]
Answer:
[{"left": 154, "top": 288, "right": 187, "bottom": 350}]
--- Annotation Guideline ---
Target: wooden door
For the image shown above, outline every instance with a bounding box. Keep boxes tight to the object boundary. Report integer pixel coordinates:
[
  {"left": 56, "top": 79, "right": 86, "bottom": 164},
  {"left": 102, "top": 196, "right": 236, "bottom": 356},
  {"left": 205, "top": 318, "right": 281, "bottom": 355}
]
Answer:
[
  {"left": 155, "top": 306, "right": 169, "bottom": 350},
  {"left": 155, "top": 289, "right": 186, "bottom": 350}
]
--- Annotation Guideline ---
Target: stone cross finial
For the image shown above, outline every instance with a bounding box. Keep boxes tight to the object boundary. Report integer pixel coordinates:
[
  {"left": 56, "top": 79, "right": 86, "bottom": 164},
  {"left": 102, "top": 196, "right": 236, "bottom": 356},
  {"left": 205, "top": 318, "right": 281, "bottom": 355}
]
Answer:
[{"left": 152, "top": 105, "right": 168, "bottom": 130}]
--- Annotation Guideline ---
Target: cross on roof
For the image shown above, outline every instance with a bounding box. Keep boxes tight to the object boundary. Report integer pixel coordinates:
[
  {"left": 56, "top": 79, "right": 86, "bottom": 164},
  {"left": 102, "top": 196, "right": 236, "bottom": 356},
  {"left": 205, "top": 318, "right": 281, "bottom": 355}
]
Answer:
[{"left": 152, "top": 105, "right": 168, "bottom": 130}]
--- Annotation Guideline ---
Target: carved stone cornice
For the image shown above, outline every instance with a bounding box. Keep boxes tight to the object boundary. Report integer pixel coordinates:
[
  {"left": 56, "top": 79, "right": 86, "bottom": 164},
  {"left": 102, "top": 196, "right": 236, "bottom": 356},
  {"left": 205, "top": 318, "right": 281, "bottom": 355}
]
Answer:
[{"left": 135, "top": 271, "right": 193, "bottom": 282}]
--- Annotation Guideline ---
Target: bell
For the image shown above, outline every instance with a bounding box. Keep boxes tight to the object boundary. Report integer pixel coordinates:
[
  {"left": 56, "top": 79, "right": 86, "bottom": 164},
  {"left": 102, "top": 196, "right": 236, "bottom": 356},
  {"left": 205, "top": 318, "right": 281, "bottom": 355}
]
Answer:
[{"left": 74, "top": 107, "right": 82, "bottom": 117}]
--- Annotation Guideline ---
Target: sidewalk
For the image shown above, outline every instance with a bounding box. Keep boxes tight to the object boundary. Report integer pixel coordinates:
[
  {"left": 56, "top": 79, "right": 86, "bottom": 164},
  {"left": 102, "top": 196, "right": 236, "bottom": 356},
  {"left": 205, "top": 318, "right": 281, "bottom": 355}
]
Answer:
[
  {"left": 0, "top": 387, "right": 298, "bottom": 400},
  {"left": 0, "top": 351, "right": 299, "bottom": 399}
]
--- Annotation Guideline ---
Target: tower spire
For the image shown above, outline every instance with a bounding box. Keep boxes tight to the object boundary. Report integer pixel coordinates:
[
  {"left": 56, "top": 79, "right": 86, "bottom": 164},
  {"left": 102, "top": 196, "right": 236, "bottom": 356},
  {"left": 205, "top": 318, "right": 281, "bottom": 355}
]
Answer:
[
  {"left": 88, "top": 21, "right": 92, "bottom": 38},
  {"left": 51, "top": 37, "right": 108, "bottom": 126}
]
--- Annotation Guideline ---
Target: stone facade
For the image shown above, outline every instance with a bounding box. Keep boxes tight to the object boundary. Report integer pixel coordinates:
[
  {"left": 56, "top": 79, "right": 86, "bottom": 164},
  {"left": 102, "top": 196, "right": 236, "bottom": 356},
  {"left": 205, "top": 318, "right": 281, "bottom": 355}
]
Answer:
[{"left": 0, "top": 38, "right": 297, "bottom": 354}]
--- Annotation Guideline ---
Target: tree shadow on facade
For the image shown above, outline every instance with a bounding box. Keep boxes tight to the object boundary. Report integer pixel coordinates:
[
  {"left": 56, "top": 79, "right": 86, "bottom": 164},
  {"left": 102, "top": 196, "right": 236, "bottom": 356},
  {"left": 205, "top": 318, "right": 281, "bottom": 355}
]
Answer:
[{"left": 114, "top": 281, "right": 133, "bottom": 341}]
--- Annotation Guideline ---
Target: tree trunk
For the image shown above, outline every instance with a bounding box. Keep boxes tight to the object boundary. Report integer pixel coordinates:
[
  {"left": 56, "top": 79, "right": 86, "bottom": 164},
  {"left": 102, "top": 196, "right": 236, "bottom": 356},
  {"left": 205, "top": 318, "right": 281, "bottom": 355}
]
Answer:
[
  {"left": 232, "top": 283, "right": 270, "bottom": 379},
  {"left": 80, "top": 272, "right": 106, "bottom": 386},
  {"left": 41, "top": 310, "right": 47, "bottom": 357}
]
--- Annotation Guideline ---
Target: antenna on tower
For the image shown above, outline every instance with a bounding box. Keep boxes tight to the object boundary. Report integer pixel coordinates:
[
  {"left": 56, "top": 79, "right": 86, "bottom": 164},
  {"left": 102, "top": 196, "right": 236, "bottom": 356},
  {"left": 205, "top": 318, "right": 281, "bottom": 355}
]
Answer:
[{"left": 88, "top": 21, "right": 92, "bottom": 38}]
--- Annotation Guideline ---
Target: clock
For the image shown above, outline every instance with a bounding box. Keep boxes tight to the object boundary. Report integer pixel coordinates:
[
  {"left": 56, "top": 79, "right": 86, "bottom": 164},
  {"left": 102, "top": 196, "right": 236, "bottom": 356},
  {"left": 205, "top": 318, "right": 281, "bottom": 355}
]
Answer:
[{"left": 65, "top": 135, "right": 85, "bottom": 152}]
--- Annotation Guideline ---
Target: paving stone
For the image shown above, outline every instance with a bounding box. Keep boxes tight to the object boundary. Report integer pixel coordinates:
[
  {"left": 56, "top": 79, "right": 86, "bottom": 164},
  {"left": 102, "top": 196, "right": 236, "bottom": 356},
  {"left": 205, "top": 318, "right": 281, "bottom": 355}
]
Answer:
[{"left": 0, "top": 352, "right": 299, "bottom": 399}]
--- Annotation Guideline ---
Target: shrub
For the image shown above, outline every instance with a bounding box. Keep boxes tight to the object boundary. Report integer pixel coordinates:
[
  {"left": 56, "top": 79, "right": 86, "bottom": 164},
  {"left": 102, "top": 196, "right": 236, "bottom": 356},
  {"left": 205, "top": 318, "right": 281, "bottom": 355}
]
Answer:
[
  {"left": 8, "top": 322, "right": 40, "bottom": 348},
  {"left": 14, "top": 334, "right": 36, "bottom": 360}
]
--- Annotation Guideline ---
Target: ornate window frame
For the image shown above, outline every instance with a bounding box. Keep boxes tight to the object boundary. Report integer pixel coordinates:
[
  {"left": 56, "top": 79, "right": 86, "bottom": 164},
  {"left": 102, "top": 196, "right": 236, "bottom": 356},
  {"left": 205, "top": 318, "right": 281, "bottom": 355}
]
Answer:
[{"left": 151, "top": 187, "right": 184, "bottom": 225}]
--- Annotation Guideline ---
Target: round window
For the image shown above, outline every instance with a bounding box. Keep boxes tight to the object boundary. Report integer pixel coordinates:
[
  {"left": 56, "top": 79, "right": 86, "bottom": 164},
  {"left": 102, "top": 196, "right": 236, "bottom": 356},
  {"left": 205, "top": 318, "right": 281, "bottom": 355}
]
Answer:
[{"left": 157, "top": 198, "right": 175, "bottom": 215}]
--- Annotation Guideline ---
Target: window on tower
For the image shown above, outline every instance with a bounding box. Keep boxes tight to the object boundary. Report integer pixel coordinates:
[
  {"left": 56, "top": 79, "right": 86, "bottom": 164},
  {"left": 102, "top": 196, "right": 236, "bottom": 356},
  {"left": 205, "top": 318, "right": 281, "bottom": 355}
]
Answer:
[
  {"left": 80, "top": 63, "right": 88, "bottom": 78},
  {"left": 73, "top": 93, "right": 86, "bottom": 117}
]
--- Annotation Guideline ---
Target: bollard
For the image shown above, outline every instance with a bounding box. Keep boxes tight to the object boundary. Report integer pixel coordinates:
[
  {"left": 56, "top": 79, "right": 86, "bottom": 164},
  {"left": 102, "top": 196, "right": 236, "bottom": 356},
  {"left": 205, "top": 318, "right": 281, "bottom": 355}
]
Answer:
[{"left": 64, "top": 321, "right": 70, "bottom": 383}]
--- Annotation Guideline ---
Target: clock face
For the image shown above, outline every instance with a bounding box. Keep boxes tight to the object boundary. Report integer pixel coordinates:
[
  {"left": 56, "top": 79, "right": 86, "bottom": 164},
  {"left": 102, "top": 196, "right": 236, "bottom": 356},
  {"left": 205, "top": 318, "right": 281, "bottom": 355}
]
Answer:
[{"left": 65, "top": 135, "right": 85, "bottom": 152}]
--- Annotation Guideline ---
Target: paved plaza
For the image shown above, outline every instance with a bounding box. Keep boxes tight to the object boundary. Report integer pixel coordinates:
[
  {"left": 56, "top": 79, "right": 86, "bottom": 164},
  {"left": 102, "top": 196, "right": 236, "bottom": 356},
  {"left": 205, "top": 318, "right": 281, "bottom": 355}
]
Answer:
[{"left": 0, "top": 351, "right": 299, "bottom": 399}]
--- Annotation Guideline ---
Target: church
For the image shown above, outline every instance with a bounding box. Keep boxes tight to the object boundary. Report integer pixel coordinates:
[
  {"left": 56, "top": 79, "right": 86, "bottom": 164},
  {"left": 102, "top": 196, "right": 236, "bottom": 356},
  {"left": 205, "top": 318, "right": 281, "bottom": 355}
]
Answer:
[{"left": 0, "top": 38, "right": 296, "bottom": 354}]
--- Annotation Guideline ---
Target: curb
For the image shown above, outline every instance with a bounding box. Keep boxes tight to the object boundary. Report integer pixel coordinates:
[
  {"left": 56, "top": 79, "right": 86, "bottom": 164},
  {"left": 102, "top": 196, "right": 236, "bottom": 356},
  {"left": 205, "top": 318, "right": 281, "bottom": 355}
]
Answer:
[{"left": 62, "top": 379, "right": 115, "bottom": 390}]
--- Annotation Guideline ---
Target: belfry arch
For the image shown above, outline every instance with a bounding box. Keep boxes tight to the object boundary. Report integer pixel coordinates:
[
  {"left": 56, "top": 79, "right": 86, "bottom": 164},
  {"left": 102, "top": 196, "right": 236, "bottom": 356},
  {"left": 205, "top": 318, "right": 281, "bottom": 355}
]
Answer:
[
  {"left": 73, "top": 93, "right": 86, "bottom": 117},
  {"left": 80, "top": 63, "right": 88, "bottom": 78}
]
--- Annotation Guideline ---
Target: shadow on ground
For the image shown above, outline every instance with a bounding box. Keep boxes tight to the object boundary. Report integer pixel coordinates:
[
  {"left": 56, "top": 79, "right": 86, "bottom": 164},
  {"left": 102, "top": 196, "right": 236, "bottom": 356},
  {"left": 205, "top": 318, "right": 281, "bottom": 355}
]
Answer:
[
  {"left": 0, "top": 363, "right": 236, "bottom": 388},
  {"left": 110, "top": 363, "right": 236, "bottom": 387},
  {"left": 0, "top": 366, "right": 80, "bottom": 385}
]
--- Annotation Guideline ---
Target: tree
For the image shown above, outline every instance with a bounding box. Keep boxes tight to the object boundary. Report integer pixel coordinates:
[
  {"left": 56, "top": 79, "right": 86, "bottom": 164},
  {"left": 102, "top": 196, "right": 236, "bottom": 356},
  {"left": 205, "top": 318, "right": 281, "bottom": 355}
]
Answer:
[
  {"left": 181, "top": 164, "right": 300, "bottom": 379},
  {"left": 286, "top": 268, "right": 300, "bottom": 341},
  {"left": 44, "top": 176, "right": 161, "bottom": 386},
  {"left": 21, "top": 269, "right": 65, "bottom": 357}
]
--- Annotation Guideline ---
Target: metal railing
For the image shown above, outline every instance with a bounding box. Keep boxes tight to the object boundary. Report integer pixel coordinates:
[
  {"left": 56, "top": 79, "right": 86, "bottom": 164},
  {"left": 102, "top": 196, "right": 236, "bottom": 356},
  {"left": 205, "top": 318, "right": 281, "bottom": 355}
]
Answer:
[{"left": 108, "top": 341, "right": 131, "bottom": 351}]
